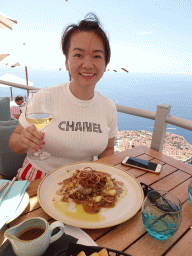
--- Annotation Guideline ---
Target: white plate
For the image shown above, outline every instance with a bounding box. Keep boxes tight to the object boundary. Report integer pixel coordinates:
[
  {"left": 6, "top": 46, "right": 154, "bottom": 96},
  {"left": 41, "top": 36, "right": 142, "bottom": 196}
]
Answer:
[
  {"left": 65, "top": 225, "right": 97, "bottom": 246},
  {"left": 38, "top": 162, "right": 144, "bottom": 229},
  {"left": 7, "top": 192, "right": 29, "bottom": 223}
]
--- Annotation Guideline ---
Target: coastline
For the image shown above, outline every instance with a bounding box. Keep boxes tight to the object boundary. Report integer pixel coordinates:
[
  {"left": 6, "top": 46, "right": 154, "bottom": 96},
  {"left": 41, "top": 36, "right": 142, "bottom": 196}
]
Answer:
[{"left": 115, "top": 130, "right": 192, "bottom": 165}]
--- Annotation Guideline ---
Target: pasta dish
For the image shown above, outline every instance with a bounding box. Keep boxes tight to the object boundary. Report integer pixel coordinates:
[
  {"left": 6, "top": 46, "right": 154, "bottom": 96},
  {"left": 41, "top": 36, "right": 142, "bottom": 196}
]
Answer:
[{"left": 55, "top": 167, "right": 124, "bottom": 214}]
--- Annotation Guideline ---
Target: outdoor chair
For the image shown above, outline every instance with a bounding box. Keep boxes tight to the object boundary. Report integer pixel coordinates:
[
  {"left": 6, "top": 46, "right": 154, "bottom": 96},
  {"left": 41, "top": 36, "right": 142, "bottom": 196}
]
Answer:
[
  {"left": 0, "top": 97, "right": 26, "bottom": 180},
  {"left": 0, "top": 97, "right": 11, "bottom": 121}
]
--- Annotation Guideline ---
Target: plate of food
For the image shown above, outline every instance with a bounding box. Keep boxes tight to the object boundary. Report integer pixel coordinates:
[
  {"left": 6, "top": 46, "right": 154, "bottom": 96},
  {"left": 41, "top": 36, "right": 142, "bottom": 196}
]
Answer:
[{"left": 37, "top": 162, "right": 144, "bottom": 229}]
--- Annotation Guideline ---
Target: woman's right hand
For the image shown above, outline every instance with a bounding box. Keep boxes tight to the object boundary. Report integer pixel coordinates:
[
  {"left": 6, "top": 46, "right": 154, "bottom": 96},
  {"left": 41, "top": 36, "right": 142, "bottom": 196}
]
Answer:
[
  {"left": 9, "top": 124, "right": 45, "bottom": 154},
  {"left": 20, "top": 126, "right": 45, "bottom": 152}
]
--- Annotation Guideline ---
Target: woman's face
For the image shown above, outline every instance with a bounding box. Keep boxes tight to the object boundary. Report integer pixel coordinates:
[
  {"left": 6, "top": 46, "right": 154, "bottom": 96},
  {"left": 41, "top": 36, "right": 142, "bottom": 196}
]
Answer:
[{"left": 65, "top": 31, "right": 106, "bottom": 90}]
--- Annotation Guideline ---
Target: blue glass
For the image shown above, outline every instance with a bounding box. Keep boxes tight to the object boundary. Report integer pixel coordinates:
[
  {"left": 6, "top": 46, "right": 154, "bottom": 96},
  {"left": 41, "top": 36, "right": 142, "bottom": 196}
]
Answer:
[
  {"left": 188, "top": 179, "right": 192, "bottom": 205},
  {"left": 142, "top": 190, "right": 182, "bottom": 241}
]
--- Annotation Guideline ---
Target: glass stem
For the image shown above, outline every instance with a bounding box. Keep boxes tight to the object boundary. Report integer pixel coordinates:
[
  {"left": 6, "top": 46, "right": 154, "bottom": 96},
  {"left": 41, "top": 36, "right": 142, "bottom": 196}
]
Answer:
[{"left": 35, "top": 149, "right": 44, "bottom": 156}]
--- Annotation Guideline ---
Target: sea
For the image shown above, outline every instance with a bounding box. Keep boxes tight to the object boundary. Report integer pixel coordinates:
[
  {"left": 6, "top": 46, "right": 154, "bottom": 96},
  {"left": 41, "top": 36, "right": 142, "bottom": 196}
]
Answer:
[{"left": 1, "top": 66, "right": 192, "bottom": 144}]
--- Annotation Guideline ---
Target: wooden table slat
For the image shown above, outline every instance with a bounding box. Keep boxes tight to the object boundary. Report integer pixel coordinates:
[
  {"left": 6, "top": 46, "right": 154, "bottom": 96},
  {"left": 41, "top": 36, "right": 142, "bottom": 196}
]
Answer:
[
  {"left": 96, "top": 146, "right": 147, "bottom": 165},
  {"left": 115, "top": 163, "right": 148, "bottom": 178},
  {"left": 125, "top": 201, "right": 192, "bottom": 256},
  {"left": 165, "top": 228, "right": 192, "bottom": 256},
  {"left": 139, "top": 146, "right": 192, "bottom": 175},
  {"left": 95, "top": 209, "right": 145, "bottom": 251},
  {"left": 144, "top": 170, "right": 190, "bottom": 191}
]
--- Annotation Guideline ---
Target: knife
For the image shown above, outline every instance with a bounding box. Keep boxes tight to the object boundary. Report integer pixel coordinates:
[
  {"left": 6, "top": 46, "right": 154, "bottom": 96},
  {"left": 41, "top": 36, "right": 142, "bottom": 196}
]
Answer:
[{"left": 0, "top": 177, "right": 16, "bottom": 201}]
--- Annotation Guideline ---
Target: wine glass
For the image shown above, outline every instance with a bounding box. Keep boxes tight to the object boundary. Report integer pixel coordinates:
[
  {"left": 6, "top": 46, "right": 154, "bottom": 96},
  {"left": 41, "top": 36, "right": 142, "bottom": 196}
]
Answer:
[{"left": 25, "top": 90, "right": 53, "bottom": 160}]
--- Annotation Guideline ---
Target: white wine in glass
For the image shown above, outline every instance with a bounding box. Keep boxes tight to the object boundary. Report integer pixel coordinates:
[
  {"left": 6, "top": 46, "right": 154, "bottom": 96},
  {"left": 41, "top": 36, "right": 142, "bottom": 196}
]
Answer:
[
  {"left": 26, "top": 113, "right": 53, "bottom": 130},
  {"left": 25, "top": 91, "right": 52, "bottom": 160}
]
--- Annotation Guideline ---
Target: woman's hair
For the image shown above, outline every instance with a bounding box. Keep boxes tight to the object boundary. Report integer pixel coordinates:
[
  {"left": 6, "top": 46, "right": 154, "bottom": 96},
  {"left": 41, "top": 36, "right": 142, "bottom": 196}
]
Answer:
[{"left": 61, "top": 13, "right": 111, "bottom": 65}]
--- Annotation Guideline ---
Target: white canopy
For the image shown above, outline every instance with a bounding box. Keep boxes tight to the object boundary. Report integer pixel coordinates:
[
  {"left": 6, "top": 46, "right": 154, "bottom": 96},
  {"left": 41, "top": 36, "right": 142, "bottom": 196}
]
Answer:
[
  {"left": 0, "top": 15, "right": 17, "bottom": 30},
  {"left": 0, "top": 54, "right": 10, "bottom": 61},
  {"left": 0, "top": 73, "right": 37, "bottom": 90},
  {"left": 0, "top": 73, "right": 39, "bottom": 100}
]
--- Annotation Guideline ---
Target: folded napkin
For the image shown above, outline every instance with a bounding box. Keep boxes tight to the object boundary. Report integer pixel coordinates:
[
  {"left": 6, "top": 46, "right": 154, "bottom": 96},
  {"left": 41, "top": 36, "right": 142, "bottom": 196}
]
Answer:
[{"left": 0, "top": 179, "right": 29, "bottom": 230}]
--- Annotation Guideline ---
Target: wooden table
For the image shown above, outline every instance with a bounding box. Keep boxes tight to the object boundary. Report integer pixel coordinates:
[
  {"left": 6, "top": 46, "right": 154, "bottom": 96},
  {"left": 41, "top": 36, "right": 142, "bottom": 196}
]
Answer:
[{"left": 1, "top": 146, "right": 192, "bottom": 256}]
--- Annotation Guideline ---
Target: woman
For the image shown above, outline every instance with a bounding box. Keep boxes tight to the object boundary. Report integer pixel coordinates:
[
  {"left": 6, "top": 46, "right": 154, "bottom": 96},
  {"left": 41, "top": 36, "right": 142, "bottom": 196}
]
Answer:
[{"left": 9, "top": 13, "right": 118, "bottom": 181}]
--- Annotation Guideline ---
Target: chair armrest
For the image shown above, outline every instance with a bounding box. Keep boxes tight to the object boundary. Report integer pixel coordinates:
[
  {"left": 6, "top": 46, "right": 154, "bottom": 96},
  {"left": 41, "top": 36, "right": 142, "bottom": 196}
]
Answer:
[{"left": 0, "top": 125, "right": 26, "bottom": 180}]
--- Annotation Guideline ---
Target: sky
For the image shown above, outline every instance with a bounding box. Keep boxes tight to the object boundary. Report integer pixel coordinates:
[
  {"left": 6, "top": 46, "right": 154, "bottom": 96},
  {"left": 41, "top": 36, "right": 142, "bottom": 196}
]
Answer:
[{"left": 0, "top": 0, "right": 192, "bottom": 74}]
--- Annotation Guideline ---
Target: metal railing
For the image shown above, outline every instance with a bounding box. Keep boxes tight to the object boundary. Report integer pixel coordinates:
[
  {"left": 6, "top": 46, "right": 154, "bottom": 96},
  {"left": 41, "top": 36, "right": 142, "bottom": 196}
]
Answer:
[
  {"left": 0, "top": 80, "right": 39, "bottom": 91},
  {"left": 0, "top": 80, "right": 40, "bottom": 100},
  {"left": 1, "top": 80, "right": 192, "bottom": 153},
  {"left": 116, "top": 104, "right": 192, "bottom": 153}
]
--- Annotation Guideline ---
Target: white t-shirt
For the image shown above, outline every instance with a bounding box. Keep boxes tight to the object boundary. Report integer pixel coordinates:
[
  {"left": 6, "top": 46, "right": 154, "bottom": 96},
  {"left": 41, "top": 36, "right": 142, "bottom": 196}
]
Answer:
[
  {"left": 19, "top": 102, "right": 27, "bottom": 113},
  {"left": 19, "top": 82, "right": 118, "bottom": 174}
]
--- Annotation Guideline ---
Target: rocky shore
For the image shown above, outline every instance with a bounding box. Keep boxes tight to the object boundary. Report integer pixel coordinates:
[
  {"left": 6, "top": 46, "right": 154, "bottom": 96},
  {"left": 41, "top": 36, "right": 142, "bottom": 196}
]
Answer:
[{"left": 115, "top": 130, "right": 192, "bottom": 165}]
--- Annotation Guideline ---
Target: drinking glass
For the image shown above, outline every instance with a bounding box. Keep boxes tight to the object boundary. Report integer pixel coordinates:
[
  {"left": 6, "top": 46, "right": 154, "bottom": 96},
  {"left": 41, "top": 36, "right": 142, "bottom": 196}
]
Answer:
[
  {"left": 142, "top": 190, "right": 182, "bottom": 241},
  {"left": 25, "top": 91, "right": 53, "bottom": 160},
  {"left": 188, "top": 179, "right": 192, "bottom": 205}
]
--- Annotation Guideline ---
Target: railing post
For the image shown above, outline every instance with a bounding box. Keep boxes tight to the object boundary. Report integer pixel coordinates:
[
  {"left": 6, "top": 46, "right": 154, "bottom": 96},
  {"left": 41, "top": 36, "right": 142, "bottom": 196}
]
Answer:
[{"left": 151, "top": 104, "right": 171, "bottom": 152}]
